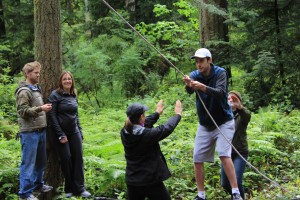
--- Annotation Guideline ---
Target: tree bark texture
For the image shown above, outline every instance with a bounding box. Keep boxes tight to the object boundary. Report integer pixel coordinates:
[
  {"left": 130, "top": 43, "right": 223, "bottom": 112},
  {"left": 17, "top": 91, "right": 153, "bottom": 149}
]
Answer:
[
  {"left": 199, "top": 0, "right": 229, "bottom": 67},
  {"left": 34, "top": 0, "right": 63, "bottom": 199},
  {"left": 35, "top": 0, "right": 62, "bottom": 98},
  {"left": 200, "top": 0, "right": 228, "bottom": 46}
]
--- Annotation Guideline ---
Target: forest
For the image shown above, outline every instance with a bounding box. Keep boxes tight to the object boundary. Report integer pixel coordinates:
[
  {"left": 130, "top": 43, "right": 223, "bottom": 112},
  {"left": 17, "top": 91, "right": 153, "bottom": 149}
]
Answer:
[{"left": 0, "top": 0, "right": 300, "bottom": 199}]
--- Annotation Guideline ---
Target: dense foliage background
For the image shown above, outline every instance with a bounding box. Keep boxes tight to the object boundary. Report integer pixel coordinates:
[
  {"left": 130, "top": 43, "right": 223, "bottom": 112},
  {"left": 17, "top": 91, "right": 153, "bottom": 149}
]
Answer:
[{"left": 0, "top": 0, "right": 299, "bottom": 199}]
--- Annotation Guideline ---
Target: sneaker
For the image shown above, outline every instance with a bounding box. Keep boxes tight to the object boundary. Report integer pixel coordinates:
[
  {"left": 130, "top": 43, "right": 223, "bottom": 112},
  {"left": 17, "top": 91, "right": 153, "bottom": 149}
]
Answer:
[
  {"left": 194, "top": 195, "right": 206, "bottom": 200},
  {"left": 81, "top": 190, "right": 91, "bottom": 198},
  {"left": 40, "top": 185, "right": 53, "bottom": 192},
  {"left": 19, "top": 194, "right": 38, "bottom": 200},
  {"left": 232, "top": 193, "right": 243, "bottom": 200},
  {"left": 65, "top": 193, "right": 73, "bottom": 198}
]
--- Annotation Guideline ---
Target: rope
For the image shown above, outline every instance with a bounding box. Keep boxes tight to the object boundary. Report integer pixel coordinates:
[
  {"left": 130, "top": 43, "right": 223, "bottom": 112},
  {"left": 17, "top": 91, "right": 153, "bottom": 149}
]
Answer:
[{"left": 101, "top": 0, "right": 287, "bottom": 193}]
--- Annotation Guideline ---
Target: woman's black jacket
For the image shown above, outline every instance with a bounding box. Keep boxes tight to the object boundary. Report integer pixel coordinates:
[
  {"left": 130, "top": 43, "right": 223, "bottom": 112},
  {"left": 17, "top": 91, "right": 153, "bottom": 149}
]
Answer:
[
  {"left": 120, "top": 112, "right": 181, "bottom": 186},
  {"left": 47, "top": 90, "right": 83, "bottom": 139}
]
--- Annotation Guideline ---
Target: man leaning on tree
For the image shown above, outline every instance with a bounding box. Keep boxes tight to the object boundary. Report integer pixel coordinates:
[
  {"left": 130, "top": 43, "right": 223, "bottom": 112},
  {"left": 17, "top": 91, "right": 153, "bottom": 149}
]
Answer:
[{"left": 15, "top": 61, "right": 53, "bottom": 200}]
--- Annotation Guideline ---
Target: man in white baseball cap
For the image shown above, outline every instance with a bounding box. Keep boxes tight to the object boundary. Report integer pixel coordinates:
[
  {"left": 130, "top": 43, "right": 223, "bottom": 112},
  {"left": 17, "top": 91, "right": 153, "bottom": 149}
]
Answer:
[
  {"left": 183, "top": 48, "right": 243, "bottom": 200},
  {"left": 191, "top": 48, "right": 212, "bottom": 59}
]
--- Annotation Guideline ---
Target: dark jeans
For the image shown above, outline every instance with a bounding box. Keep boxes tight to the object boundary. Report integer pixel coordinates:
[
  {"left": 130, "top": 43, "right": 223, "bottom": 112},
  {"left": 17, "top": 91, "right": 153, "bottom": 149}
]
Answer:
[
  {"left": 18, "top": 130, "right": 47, "bottom": 198},
  {"left": 221, "top": 153, "right": 248, "bottom": 199},
  {"left": 127, "top": 182, "right": 171, "bottom": 200},
  {"left": 54, "top": 133, "right": 85, "bottom": 195}
]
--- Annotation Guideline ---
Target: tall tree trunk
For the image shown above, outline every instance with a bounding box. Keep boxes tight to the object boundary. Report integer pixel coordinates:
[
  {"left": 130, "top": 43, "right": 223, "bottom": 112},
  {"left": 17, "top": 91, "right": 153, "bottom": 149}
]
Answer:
[
  {"left": 0, "top": 0, "right": 5, "bottom": 38},
  {"left": 34, "top": 0, "right": 63, "bottom": 199},
  {"left": 199, "top": 0, "right": 230, "bottom": 71},
  {"left": 200, "top": 0, "right": 228, "bottom": 46},
  {"left": 274, "top": 0, "right": 285, "bottom": 85}
]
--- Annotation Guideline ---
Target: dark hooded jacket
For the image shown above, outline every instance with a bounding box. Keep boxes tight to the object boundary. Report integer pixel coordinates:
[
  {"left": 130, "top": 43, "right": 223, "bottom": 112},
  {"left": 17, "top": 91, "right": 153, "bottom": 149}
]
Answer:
[
  {"left": 47, "top": 90, "right": 83, "bottom": 139},
  {"left": 232, "top": 107, "right": 251, "bottom": 155},
  {"left": 120, "top": 112, "right": 181, "bottom": 186}
]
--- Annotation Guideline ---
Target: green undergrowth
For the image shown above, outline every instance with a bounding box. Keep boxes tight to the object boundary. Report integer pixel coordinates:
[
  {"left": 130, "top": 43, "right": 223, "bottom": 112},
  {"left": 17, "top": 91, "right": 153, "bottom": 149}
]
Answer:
[
  {"left": 78, "top": 95, "right": 300, "bottom": 200},
  {"left": 0, "top": 86, "right": 300, "bottom": 199}
]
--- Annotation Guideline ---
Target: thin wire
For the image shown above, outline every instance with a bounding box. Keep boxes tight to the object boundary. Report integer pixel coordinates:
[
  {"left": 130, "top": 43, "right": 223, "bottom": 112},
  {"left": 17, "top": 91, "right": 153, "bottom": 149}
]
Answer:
[{"left": 101, "top": 0, "right": 287, "bottom": 193}]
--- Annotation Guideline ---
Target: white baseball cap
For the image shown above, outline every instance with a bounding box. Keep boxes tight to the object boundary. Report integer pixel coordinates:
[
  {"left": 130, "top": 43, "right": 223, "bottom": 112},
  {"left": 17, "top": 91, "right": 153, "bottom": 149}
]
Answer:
[{"left": 191, "top": 48, "right": 212, "bottom": 59}]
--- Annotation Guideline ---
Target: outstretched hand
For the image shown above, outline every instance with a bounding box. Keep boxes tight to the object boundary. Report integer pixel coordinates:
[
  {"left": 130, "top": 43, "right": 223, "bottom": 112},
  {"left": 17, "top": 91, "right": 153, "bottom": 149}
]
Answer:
[
  {"left": 174, "top": 100, "right": 182, "bottom": 115},
  {"left": 156, "top": 99, "right": 164, "bottom": 115}
]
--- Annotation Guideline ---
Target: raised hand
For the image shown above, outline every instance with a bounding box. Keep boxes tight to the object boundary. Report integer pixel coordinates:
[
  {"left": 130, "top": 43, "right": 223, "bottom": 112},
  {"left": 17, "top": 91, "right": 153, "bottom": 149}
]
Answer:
[
  {"left": 231, "top": 95, "right": 242, "bottom": 109},
  {"left": 174, "top": 100, "right": 182, "bottom": 115},
  {"left": 156, "top": 99, "right": 164, "bottom": 115}
]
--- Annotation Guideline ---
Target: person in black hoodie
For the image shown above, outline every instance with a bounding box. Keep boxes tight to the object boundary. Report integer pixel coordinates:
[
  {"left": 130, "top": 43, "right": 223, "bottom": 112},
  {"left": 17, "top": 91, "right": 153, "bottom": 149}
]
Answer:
[{"left": 121, "top": 99, "right": 182, "bottom": 200}]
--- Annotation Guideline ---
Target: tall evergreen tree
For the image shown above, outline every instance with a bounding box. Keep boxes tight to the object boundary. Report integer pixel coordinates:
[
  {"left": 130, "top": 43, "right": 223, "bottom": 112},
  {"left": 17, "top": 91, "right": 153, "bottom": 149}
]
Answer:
[
  {"left": 228, "top": 0, "right": 300, "bottom": 110},
  {"left": 34, "top": 0, "right": 63, "bottom": 199},
  {"left": 198, "top": 0, "right": 230, "bottom": 68}
]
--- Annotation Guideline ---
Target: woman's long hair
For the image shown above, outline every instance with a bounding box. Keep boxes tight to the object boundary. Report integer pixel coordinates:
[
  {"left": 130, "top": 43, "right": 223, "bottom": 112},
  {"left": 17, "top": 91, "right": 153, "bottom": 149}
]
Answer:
[
  {"left": 124, "top": 118, "right": 134, "bottom": 133},
  {"left": 56, "top": 71, "right": 77, "bottom": 96}
]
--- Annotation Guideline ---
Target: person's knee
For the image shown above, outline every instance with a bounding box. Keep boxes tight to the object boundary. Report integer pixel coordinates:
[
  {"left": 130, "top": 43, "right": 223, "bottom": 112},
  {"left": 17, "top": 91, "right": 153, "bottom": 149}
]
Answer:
[
  {"left": 194, "top": 162, "right": 204, "bottom": 174},
  {"left": 219, "top": 156, "right": 231, "bottom": 161},
  {"left": 219, "top": 156, "right": 233, "bottom": 167},
  {"left": 194, "top": 162, "right": 204, "bottom": 165},
  {"left": 194, "top": 162, "right": 204, "bottom": 169}
]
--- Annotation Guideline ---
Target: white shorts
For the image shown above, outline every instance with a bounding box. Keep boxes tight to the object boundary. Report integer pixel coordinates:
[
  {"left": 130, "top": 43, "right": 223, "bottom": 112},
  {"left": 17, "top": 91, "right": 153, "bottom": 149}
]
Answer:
[{"left": 193, "top": 119, "right": 235, "bottom": 163}]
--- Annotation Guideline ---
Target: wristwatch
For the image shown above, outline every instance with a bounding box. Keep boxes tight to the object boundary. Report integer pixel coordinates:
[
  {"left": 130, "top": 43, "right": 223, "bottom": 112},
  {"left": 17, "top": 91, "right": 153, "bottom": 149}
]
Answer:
[{"left": 59, "top": 136, "right": 65, "bottom": 140}]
